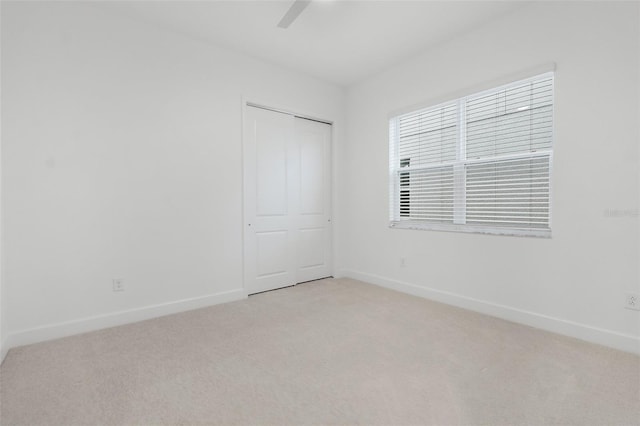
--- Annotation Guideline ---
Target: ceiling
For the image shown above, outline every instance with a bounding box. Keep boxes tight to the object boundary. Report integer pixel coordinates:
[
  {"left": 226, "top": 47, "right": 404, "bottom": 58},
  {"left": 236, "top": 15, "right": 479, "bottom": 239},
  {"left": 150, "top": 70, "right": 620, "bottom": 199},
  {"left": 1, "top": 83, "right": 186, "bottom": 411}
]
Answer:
[{"left": 99, "top": 1, "right": 528, "bottom": 87}]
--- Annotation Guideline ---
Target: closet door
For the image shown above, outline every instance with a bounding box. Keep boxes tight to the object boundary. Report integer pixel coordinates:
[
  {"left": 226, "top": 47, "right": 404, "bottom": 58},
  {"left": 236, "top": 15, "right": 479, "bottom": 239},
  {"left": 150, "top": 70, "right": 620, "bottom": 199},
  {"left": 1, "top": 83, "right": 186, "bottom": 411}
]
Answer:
[
  {"left": 244, "top": 106, "right": 297, "bottom": 294},
  {"left": 294, "top": 117, "right": 332, "bottom": 283},
  {"left": 244, "top": 106, "right": 332, "bottom": 295}
]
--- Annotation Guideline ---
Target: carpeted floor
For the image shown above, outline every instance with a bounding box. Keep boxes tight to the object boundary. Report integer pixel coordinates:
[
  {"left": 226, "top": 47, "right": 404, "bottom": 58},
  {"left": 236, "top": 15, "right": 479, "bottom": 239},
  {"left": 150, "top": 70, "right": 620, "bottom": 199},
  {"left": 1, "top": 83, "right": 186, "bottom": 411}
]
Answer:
[{"left": 1, "top": 278, "right": 639, "bottom": 425}]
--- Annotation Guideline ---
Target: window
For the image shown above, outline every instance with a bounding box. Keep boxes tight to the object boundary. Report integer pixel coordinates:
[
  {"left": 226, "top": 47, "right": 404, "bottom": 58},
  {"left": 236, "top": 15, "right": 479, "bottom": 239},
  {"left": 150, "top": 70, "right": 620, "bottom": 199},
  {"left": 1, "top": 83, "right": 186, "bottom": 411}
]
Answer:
[{"left": 389, "top": 72, "right": 554, "bottom": 237}]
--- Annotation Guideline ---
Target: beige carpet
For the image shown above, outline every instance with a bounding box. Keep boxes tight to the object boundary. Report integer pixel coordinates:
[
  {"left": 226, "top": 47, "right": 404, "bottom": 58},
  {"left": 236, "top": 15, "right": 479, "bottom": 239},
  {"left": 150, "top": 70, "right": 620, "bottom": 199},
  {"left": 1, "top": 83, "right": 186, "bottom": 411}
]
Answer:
[{"left": 1, "top": 278, "right": 639, "bottom": 425}]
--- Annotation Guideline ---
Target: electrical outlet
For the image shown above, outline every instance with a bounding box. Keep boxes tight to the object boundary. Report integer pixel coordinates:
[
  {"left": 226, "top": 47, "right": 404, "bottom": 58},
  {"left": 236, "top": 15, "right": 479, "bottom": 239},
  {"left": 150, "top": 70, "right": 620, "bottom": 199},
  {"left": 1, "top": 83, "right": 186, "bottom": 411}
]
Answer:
[
  {"left": 112, "top": 278, "right": 124, "bottom": 292},
  {"left": 400, "top": 257, "right": 407, "bottom": 268},
  {"left": 624, "top": 293, "right": 640, "bottom": 311}
]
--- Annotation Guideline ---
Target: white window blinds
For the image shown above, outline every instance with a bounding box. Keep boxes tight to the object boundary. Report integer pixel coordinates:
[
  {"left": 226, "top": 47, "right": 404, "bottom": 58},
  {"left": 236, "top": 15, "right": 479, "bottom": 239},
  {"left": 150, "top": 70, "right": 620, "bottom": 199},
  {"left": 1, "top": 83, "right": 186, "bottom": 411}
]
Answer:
[{"left": 389, "top": 72, "right": 554, "bottom": 237}]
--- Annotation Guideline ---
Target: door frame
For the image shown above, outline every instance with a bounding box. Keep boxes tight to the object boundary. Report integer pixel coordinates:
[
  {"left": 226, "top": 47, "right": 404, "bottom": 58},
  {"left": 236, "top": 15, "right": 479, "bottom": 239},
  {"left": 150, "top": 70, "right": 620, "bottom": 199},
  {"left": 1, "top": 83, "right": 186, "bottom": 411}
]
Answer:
[{"left": 241, "top": 97, "right": 335, "bottom": 294}]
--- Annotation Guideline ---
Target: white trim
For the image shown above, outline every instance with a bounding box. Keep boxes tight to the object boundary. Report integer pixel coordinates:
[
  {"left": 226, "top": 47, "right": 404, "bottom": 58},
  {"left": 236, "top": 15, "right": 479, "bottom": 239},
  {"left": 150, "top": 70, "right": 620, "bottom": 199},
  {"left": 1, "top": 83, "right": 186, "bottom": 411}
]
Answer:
[
  {"left": 241, "top": 96, "right": 249, "bottom": 294},
  {"left": 389, "top": 116, "right": 400, "bottom": 222},
  {"left": 0, "top": 338, "right": 7, "bottom": 365},
  {"left": 2, "top": 289, "right": 247, "bottom": 353},
  {"left": 388, "top": 72, "right": 554, "bottom": 238},
  {"left": 340, "top": 269, "right": 640, "bottom": 355},
  {"left": 397, "top": 149, "right": 553, "bottom": 174},
  {"left": 453, "top": 99, "right": 467, "bottom": 225},
  {"left": 548, "top": 74, "right": 556, "bottom": 231},
  {"left": 389, "top": 220, "right": 551, "bottom": 238}
]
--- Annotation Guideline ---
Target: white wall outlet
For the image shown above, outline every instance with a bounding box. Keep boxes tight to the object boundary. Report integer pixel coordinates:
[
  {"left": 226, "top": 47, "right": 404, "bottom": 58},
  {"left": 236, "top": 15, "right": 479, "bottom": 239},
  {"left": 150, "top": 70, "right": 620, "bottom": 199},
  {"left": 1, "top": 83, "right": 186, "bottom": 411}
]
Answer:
[
  {"left": 400, "top": 257, "right": 407, "bottom": 268},
  {"left": 112, "top": 278, "right": 124, "bottom": 292},
  {"left": 624, "top": 293, "right": 640, "bottom": 311}
]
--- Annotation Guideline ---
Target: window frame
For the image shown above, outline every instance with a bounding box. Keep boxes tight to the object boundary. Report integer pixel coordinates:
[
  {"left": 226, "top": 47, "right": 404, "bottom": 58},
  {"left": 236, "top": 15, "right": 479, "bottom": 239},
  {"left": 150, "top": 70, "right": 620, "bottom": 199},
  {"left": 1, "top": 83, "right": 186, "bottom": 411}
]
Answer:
[{"left": 389, "top": 72, "right": 554, "bottom": 238}]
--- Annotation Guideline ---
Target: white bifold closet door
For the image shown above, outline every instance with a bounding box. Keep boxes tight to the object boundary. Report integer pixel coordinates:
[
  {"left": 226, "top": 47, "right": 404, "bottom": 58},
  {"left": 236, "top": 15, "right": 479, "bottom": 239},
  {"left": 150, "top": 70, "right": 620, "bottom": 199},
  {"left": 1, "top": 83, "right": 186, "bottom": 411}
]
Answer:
[{"left": 243, "top": 105, "right": 332, "bottom": 295}]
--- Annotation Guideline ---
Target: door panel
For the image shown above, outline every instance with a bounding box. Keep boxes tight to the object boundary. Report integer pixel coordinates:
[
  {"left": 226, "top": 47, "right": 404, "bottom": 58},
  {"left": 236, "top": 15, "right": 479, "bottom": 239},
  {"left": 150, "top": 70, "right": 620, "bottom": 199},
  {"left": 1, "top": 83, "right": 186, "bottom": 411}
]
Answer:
[
  {"left": 244, "top": 107, "right": 296, "bottom": 294},
  {"left": 294, "top": 117, "right": 332, "bottom": 283},
  {"left": 299, "top": 132, "right": 324, "bottom": 215},
  {"left": 256, "top": 125, "right": 287, "bottom": 215},
  {"left": 256, "top": 230, "right": 289, "bottom": 277},
  {"left": 298, "top": 228, "right": 325, "bottom": 269}
]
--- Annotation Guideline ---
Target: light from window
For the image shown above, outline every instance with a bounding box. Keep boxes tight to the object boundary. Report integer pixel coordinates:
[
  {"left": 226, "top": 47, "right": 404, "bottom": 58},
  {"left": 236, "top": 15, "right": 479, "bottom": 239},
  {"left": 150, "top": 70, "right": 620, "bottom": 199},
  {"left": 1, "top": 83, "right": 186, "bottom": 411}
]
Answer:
[{"left": 389, "top": 72, "right": 554, "bottom": 237}]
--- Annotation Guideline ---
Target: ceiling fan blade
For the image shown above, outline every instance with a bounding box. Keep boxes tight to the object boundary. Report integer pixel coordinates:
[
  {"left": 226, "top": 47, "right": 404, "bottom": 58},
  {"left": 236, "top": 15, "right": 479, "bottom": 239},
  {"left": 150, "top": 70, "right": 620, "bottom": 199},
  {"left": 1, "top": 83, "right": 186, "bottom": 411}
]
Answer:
[{"left": 277, "top": 0, "right": 311, "bottom": 29}]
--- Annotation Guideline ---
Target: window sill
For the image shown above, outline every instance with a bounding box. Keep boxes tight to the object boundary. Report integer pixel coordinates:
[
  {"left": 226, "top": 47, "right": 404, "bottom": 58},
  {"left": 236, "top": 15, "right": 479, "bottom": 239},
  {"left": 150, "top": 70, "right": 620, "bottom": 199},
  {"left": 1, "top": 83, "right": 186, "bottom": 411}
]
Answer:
[{"left": 389, "top": 220, "right": 551, "bottom": 238}]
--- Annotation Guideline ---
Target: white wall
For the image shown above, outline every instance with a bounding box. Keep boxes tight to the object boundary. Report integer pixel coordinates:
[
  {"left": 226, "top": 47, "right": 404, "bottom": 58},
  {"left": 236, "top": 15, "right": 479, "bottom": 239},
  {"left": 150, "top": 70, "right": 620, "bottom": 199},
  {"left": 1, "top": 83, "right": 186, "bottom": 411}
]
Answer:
[
  {"left": 0, "top": 1, "right": 345, "bottom": 350},
  {"left": 341, "top": 2, "right": 640, "bottom": 352},
  {"left": 0, "top": 0, "right": 6, "bottom": 363}
]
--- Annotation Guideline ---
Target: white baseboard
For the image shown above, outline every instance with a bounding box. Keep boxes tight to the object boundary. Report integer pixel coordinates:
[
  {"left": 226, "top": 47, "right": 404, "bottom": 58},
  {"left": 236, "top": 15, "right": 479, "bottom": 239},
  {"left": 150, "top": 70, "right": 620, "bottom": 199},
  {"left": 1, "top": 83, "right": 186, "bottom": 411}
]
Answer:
[
  {"left": 341, "top": 269, "right": 640, "bottom": 355},
  {"left": 0, "top": 338, "right": 8, "bottom": 366},
  {"left": 2, "top": 289, "right": 247, "bottom": 357}
]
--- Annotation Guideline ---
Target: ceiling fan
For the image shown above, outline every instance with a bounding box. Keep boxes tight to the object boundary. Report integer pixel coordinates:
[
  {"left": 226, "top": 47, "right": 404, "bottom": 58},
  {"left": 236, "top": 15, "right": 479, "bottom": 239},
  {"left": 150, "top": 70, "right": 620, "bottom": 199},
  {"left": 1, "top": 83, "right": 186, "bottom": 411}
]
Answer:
[{"left": 277, "top": 0, "right": 311, "bottom": 29}]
